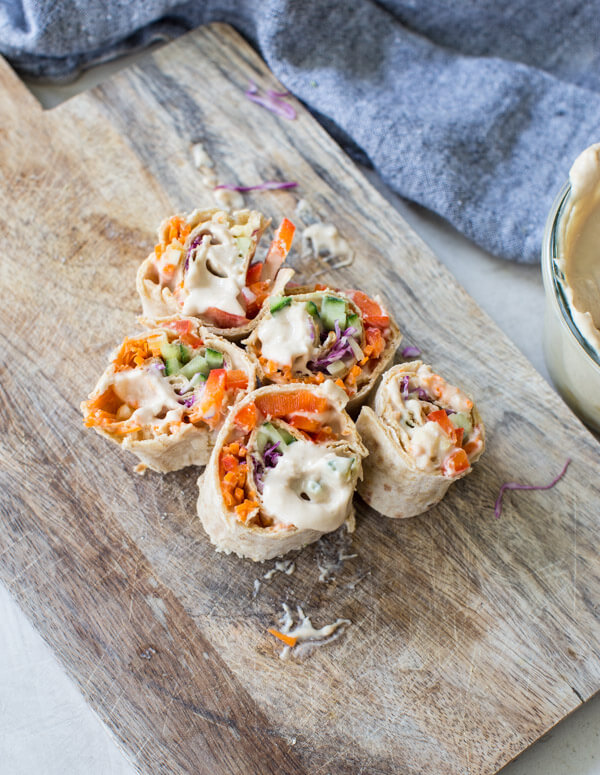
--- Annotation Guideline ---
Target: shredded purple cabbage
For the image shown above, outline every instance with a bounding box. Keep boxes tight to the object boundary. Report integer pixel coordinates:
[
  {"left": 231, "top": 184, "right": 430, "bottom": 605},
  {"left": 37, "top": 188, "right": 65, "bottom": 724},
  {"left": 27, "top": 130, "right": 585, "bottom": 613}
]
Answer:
[
  {"left": 400, "top": 375, "right": 410, "bottom": 399},
  {"left": 494, "top": 459, "right": 571, "bottom": 519},
  {"left": 401, "top": 345, "right": 421, "bottom": 358},
  {"left": 179, "top": 395, "right": 195, "bottom": 408},
  {"left": 184, "top": 233, "right": 205, "bottom": 274},
  {"left": 149, "top": 361, "right": 166, "bottom": 374},
  {"left": 263, "top": 441, "right": 283, "bottom": 469},
  {"left": 400, "top": 375, "right": 430, "bottom": 402},
  {"left": 245, "top": 82, "right": 297, "bottom": 120},
  {"left": 214, "top": 181, "right": 298, "bottom": 193},
  {"left": 252, "top": 456, "right": 265, "bottom": 493},
  {"left": 308, "top": 324, "right": 358, "bottom": 372}
]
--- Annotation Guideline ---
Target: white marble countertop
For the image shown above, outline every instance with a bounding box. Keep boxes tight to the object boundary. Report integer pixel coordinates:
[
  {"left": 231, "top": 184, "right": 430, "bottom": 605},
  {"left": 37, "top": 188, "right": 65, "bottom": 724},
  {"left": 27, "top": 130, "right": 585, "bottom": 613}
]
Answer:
[{"left": 3, "top": 51, "right": 599, "bottom": 775}]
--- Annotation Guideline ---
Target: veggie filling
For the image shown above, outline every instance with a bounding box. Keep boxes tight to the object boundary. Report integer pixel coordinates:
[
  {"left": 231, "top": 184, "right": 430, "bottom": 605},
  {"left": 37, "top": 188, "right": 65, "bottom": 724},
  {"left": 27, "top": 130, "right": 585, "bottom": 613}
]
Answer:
[
  {"left": 82, "top": 324, "right": 248, "bottom": 439},
  {"left": 219, "top": 390, "right": 357, "bottom": 530},
  {"left": 151, "top": 211, "right": 294, "bottom": 329},
  {"left": 253, "top": 289, "right": 392, "bottom": 397},
  {"left": 383, "top": 364, "right": 483, "bottom": 477}
]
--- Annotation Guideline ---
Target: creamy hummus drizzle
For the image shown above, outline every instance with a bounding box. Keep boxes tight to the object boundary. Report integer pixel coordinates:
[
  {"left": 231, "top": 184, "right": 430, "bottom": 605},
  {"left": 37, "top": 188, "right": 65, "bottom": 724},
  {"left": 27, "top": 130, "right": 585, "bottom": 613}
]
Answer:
[
  {"left": 261, "top": 440, "right": 354, "bottom": 531},
  {"left": 113, "top": 368, "right": 184, "bottom": 428},
  {"left": 256, "top": 301, "right": 317, "bottom": 367},
  {"left": 381, "top": 365, "right": 473, "bottom": 474},
  {"left": 557, "top": 143, "right": 600, "bottom": 354},
  {"left": 182, "top": 221, "right": 248, "bottom": 317},
  {"left": 301, "top": 222, "right": 354, "bottom": 269}
]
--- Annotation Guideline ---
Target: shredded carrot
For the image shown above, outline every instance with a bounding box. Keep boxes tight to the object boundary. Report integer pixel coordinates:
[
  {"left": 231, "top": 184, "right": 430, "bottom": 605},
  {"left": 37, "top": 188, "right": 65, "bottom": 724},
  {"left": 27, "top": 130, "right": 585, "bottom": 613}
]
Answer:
[
  {"left": 334, "top": 378, "right": 345, "bottom": 389},
  {"left": 365, "top": 326, "right": 385, "bottom": 358},
  {"left": 287, "top": 414, "right": 322, "bottom": 432},
  {"left": 268, "top": 628, "right": 298, "bottom": 648},
  {"left": 221, "top": 454, "right": 238, "bottom": 472},
  {"left": 154, "top": 215, "right": 190, "bottom": 261},
  {"left": 255, "top": 391, "right": 328, "bottom": 418},
  {"left": 113, "top": 337, "right": 152, "bottom": 372},
  {"left": 235, "top": 499, "right": 259, "bottom": 522},
  {"left": 346, "top": 363, "right": 362, "bottom": 388}
]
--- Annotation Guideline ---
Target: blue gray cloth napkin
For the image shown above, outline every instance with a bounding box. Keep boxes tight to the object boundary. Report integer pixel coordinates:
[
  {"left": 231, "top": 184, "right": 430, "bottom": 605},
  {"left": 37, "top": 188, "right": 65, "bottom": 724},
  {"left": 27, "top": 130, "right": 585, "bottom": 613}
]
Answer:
[{"left": 2, "top": 1, "right": 599, "bottom": 263}]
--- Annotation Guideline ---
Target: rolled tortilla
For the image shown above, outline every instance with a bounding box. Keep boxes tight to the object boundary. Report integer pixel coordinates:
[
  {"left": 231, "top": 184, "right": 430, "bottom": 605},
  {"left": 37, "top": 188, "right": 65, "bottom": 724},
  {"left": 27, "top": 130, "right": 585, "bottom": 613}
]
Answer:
[
  {"left": 136, "top": 208, "right": 295, "bottom": 340},
  {"left": 244, "top": 286, "right": 401, "bottom": 412},
  {"left": 197, "top": 381, "right": 367, "bottom": 561},
  {"left": 81, "top": 317, "right": 256, "bottom": 472},
  {"left": 356, "top": 361, "right": 484, "bottom": 518}
]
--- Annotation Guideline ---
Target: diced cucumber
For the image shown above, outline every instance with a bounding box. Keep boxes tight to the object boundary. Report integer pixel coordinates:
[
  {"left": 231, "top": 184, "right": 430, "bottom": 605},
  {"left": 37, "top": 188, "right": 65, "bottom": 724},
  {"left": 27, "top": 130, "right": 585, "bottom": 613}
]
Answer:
[
  {"left": 256, "top": 421, "right": 296, "bottom": 453},
  {"left": 205, "top": 348, "right": 224, "bottom": 370},
  {"left": 189, "top": 371, "right": 208, "bottom": 387},
  {"left": 449, "top": 412, "right": 473, "bottom": 435},
  {"left": 328, "top": 456, "right": 355, "bottom": 477},
  {"left": 235, "top": 236, "right": 252, "bottom": 257},
  {"left": 346, "top": 312, "right": 363, "bottom": 338},
  {"left": 179, "top": 354, "right": 209, "bottom": 380},
  {"left": 305, "top": 480, "right": 323, "bottom": 496},
  {"left": 270, "top": 296, "right": 292, "bottom": 314},
  {"left": 306, "top": 300, "right": 320, "bottom": 319},
  {"left": 178, "top": 343, "right": 191, "bottom": 364},
  {"left": 278, "top": 426, "right": 296, "bottom": 445},
  {"left": 326, "top": 360, "right": 347, "bottom": 377},
  {"left": 160, "top": 341, "right": 181, "bottom": 361},
  {"left": 164, "top": 357, "right": 181, "bottom": 376},
  {"left": 321, "top": 296, "right": 347, "bottom": 331}
]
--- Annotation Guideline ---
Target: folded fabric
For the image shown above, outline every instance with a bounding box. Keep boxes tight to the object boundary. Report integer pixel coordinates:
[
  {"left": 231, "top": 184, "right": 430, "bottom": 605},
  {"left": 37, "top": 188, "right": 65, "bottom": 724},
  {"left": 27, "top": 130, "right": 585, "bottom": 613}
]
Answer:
[{"left": 2, "top": 0, "right": 599, "bottom": 263}]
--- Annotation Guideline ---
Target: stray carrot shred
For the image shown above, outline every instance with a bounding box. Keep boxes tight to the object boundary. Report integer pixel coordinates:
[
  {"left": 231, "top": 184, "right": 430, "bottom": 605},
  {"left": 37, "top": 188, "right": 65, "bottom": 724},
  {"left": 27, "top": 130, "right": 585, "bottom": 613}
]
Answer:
[{"left": 268, "top": 628, "right": 298, "bottom": 648}]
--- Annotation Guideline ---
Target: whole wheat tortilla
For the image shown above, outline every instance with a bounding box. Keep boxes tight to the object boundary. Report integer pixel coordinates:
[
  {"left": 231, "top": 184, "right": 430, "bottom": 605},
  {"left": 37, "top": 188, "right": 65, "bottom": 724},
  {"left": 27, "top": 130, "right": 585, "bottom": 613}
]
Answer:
[
  {"left": 356, "top": 362, "right": 485, "bottom": 518},
  {"left": 196, "top": 382, "right": 366, "bottom": 561}
]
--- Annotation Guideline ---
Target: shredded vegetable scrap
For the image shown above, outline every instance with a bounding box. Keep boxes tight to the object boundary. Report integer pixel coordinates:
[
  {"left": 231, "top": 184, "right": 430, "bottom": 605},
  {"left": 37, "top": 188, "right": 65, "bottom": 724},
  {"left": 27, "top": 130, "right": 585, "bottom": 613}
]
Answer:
[
  {"left": 268, "top": 628, "right": 298, "bottom": 648},
  {"left": 494, "top": 459, "right": 571, "bottom": 518},
  {"left": 245, "top": 81, "right": 297, "bottom": 119},
  {"left": 214, "top": 181, "right": 298, "bottom": 193},
  {"left": 401, "top": 345, "right": 421, "bottom": 358}
]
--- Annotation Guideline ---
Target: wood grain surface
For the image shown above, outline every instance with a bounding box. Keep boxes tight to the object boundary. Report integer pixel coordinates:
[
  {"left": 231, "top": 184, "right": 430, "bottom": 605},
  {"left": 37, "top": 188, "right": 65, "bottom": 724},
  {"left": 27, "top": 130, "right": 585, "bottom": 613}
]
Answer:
[{"left": 1, "top": 23, "right": 600, "bottom": 775}]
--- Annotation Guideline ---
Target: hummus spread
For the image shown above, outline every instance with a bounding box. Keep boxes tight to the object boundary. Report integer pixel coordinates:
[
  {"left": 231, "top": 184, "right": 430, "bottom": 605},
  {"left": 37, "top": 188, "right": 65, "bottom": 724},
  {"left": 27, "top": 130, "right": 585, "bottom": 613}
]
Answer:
[{"left": 557, "top": 143, "right": 600, "bottom": 354}]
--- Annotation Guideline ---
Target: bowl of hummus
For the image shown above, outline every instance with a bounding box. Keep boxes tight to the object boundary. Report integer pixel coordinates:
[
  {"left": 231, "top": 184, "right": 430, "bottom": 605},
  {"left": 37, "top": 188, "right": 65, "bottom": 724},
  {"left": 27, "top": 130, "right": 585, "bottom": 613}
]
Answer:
[{"left": 542, "top": 143, "right": 600, "bottom": 432}]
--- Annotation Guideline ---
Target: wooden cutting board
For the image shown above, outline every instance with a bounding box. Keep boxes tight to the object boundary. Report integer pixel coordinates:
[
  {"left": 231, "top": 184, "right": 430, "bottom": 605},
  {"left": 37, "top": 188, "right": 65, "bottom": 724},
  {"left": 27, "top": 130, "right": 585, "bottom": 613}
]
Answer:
[{"left": 2, "top": 23, "right": 599, "bottom": 775}]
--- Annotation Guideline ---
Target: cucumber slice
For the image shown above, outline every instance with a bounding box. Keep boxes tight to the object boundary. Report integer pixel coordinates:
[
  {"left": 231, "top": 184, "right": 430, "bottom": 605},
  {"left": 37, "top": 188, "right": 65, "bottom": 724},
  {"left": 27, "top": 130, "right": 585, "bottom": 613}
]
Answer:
[
  {"left": 321, "top": 296, "right": 347, "bottom": 331},
  {"left": 346, "top": 312, "right": 363, "bottom": 338},
  {"left": 189, "top": 371, "right": 208, "bottom": 387},
  {"left": 205, "top": 348, "right": 224, "bottom": 370},
  {"left": 449, "top": 412, "right": 473, "bottom": 435},
  {"left": 178, "top": 343, "right": 191, "bottom": 364},
  {"left": 256, "top": 421, "right": 296, "bottom": 453},
  {"left": 164, "top": 356, "right": 181, "bottom": 376},
  {"left": 179, "top": 354, "right": 209, "bottom": 380},
  {"left": 278, "top": 426, "right": 297, "bottom": 445},
  {"left": 235, "top": 236, "right": 252, "bottom": 257},
  {"left": 326, "top": 360, "right": 347, "bottom": 377},
  {"left": 160, "top": 341, "right": 181, "bottom": 361},
  {"left": 306, "top": 300, "right": 320, "bottom": 319},
  {"left": 270, "top": 296, "right": 292, "bottom": 314},
  {"left": 328, "top": 456, "right": 355, "bottom": 477}
]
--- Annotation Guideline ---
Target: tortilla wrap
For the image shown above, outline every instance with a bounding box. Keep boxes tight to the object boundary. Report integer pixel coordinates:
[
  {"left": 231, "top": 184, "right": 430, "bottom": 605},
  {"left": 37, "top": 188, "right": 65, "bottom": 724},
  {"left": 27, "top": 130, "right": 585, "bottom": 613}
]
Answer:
[{"left": 357, "top": 362, "right": 484, "bottom": 518}]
